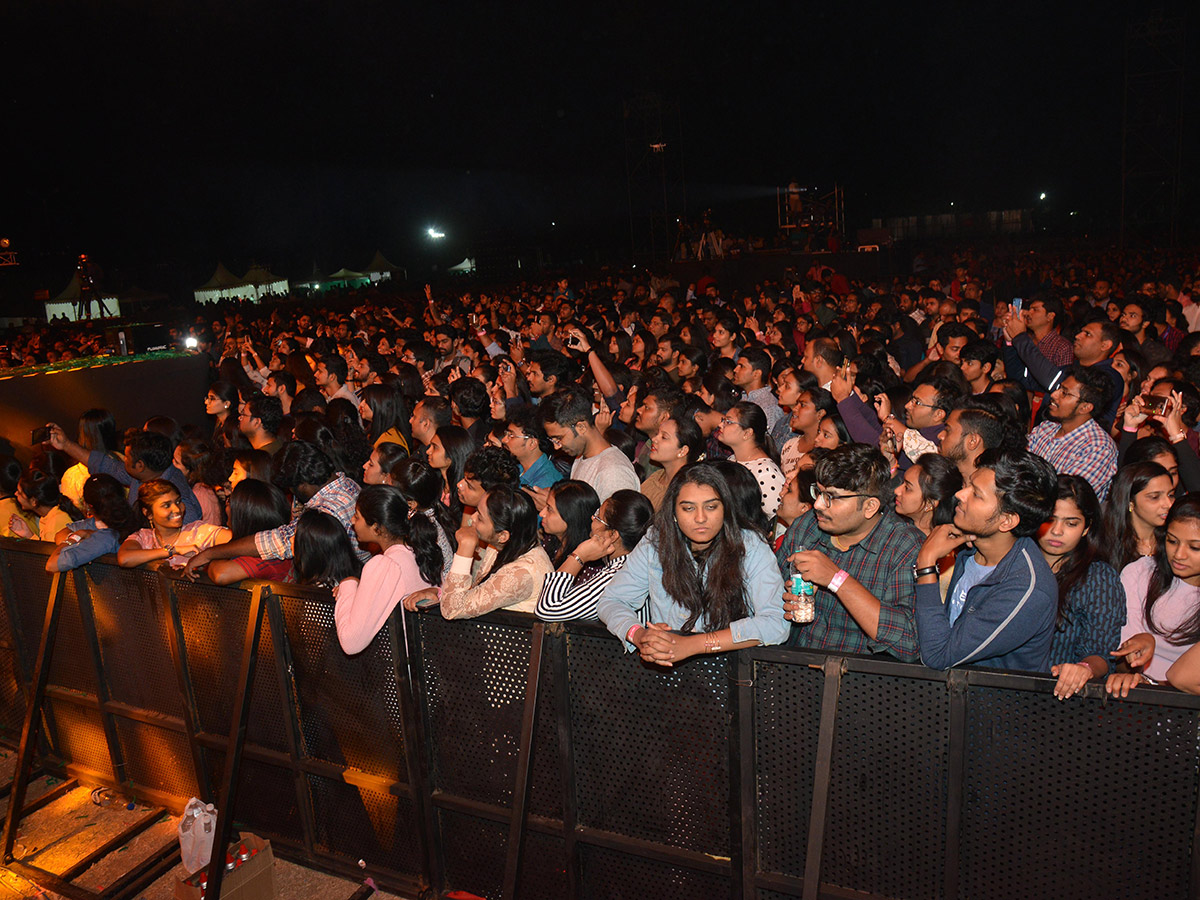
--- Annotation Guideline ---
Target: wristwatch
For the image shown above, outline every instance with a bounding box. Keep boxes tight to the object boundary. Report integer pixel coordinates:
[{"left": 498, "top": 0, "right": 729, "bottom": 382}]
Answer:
[{"left": 912, "top": 564, "right": 939, "bottom": 580}]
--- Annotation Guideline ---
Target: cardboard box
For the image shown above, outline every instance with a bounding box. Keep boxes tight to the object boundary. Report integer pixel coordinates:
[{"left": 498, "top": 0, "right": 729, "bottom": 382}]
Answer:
[{"left": 174, "top": 832, "right": 276, "bottom": 900}]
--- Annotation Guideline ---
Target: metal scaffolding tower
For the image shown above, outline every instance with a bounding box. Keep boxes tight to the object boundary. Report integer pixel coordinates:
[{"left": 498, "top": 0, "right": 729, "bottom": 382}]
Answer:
[{"left": 623, "top": 94, "right": 686, "bottom": 265}]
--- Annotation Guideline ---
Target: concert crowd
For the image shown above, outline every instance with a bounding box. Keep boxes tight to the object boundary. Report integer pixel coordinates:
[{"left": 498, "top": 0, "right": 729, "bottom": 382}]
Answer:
[{"left": 5, "top": 248, "right": 1200, "bottom": 700}]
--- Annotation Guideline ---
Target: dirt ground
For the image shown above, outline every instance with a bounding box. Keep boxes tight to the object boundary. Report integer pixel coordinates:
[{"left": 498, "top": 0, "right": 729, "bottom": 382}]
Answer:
[{"left": 0, "top": 750, "right": 411, "bottom": 900}]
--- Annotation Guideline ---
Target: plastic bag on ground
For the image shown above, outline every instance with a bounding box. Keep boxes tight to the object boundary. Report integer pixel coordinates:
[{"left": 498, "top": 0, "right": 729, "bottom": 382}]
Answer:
[{"left": 178, "top": 797, "right": 218, "bottom": 873}]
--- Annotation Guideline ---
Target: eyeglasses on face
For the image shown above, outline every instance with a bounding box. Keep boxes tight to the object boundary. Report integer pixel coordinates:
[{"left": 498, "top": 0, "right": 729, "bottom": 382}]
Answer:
[
  {"left": 592, "top": 512, "right": 611, "bottom": 529},
  {"left": 810, "top": 485, "right": 871, "bottom": 506}
]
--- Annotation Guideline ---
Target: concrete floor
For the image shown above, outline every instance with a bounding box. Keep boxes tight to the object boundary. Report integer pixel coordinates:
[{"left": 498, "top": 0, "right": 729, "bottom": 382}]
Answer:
[{"left": 0, "top": 749, "right": 411, "bottom": 900}]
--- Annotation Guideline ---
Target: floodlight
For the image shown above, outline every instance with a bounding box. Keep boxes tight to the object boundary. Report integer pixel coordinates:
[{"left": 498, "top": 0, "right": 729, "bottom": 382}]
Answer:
[{"left": 427, "top": 227, "right": 445, "bottom": 239}]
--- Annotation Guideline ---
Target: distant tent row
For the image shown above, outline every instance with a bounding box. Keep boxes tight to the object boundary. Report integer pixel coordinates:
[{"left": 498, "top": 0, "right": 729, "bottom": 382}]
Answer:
[
  {"left": 194, "top": 263, "right": 289, "bottom": 305},
  {"left": 297, "top": 251, "right": 403, "bottom": 294}
]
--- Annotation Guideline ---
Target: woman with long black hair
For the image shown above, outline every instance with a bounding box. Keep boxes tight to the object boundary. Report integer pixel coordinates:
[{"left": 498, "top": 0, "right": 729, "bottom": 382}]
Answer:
[
  {"left": 597, "top": 461, "right": 789, "bottom": 664},
  {"left": 391, "top": 457, "right": 457, "bottom": 583},
  {"left": 1037, "top": 475, "right": 1125, "bottom": 700},
  {"left": 46, "top": 474, "right": 142, "bottom": 571},
  {"left": 334, "top": 484, "right": 440, "bottom": 654},
  {"left": 206, "top": 480, "right": 294, "bottom": 585},
  {"left": 1109, "top": 496, "right": 1200, "bottom": 693},
  {"left": 717, "top": 401, "right": 784, "bottom": 518},
  {"left": 427, "top": 425, "right": 473, "bottom": 519},
  {"left": 403, "top": 486, "right": 552, "bottom": 617},
  {"left": 1103, "top": 461, "right": 1175, "bottom": 572},
  {"left": 539, "top": 480, "right": 600, "bottom": 568},
  {"left": 358, "top": 383, "right": 411, "bottom": 452}
]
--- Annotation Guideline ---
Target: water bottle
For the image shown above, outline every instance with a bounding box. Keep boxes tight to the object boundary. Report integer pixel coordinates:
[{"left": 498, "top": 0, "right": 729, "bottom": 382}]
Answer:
[{"left": 790, "top": 573, "right": 815, "bottom": 624}]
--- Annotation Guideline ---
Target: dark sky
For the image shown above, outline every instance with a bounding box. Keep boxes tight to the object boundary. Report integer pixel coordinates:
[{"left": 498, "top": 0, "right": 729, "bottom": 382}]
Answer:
[{"left": 3, "top": 1, "right": 1192, "bottom": 295}]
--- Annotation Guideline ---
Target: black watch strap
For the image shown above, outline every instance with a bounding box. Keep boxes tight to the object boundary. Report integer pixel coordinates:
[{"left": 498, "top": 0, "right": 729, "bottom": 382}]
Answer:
[{"left": 913, "top": 564, "right": 939, "bottom": 580}]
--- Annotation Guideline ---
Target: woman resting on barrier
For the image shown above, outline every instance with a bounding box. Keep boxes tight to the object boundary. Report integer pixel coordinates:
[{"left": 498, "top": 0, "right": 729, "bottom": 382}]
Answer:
[
  {"left": 596, "top": 461, "right": 790, "bottom": 665},
  {"left": 391, "top": 458, "right": 457, "bottom": 583},
  {"left": 117, "top": 480, "right": 230, "bottom": 568},
  {"left": 539, "top": 479, "right": 600, "bottom": 572},
  {"left": 45, "top": 474, "right": 142, "bottom": 572},
  {"left": 206, "top": 480, "right": 293, "bottom": 585},
  {"left": 333, "top": 484, "right": 441, "bottom": 654},
  {"left": 403, "top": 485, "right": 552, "bottom": 618},
  {"left": 1106, "top": 495, "right": 1200, "bottom": 697},
  {"left": 292, "top": 509, "right": 363, "bottom": 589},
  {"left": 536, "top": 489, "right": 653, "bottom": 621},
  {"left": 1037, "top": 475, "right": 1125, "bottom": 701}
]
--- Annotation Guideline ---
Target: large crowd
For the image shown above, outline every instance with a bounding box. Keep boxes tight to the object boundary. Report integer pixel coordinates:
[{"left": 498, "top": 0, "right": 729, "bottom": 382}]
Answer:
[{"left": 5, "top": 249, "right": 1200, "bottom": 699}]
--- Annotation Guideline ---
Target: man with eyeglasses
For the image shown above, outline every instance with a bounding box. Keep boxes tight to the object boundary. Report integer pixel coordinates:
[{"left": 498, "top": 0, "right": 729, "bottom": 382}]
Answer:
[
  {"left": 540, "top": 387, "right": 640, "bottom": 502},
  {"left": 1025, "top": 366, "right": 1117, "bottom": 501},
  {"left": 501, "top": 407, "right": 563, "bottom": 491},
  {"left": 775, "top": 444, "right": 924, "bottom": 661}
]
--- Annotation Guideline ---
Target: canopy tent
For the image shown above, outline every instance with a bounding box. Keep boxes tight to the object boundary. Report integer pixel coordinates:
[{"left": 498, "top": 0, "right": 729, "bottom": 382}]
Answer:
[
  {"left": 362, "top": 250, "right": 401, "bottom": 282},
  {"left": 193, "top": 263, "right": 248, "bottom": 304},
  {"left": 45, "top": 273, "right": 122, "bottom": 321},
  {"left": 242, "top": 264, "right": 290, "bottom": 298},
  {"left": 194, "top": 263, "right": 290, "bottom": 304},
  {"left": 447, "top": 257, "right": 477, "bottom": 274}
]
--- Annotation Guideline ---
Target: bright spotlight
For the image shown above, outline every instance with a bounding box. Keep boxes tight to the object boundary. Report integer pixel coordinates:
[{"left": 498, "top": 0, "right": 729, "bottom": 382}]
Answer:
[
  {"left": 184, "top": 337, "right": 198, "bottom": 349},
  {"left": 1039, "top": 192, "right": 1047, "bottom": 201},
  {"left": 427, "top": 227, "right": 445, "bottom": 239}
]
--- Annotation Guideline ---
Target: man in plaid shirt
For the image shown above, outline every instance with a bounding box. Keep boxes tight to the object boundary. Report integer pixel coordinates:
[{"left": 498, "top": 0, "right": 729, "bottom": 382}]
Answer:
[
  {"left": 1025, "top": 366, "right": 1117, "bottom": 502},
  {"left": 776, "top": 444, "right": 925, "bottom": 662},
  {"left": 183, "top": 442, "right": 368, "bottom": 579}
]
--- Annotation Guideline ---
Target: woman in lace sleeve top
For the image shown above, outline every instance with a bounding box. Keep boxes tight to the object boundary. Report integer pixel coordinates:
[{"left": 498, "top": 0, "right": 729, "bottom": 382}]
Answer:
[{"left": 404, "top": 486, "right": 552, "bottom": 618}]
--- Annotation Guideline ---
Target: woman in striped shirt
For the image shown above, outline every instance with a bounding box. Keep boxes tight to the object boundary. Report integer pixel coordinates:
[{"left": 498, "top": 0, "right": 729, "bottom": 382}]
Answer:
[{"left": 536, "top": 490, "right": 653, "bottom": 621}]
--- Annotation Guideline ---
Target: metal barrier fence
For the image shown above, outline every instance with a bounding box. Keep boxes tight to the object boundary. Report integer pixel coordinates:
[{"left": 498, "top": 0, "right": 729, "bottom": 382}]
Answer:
[{"left": 0, "top": 537, "right": 1197, "bottom": 900}]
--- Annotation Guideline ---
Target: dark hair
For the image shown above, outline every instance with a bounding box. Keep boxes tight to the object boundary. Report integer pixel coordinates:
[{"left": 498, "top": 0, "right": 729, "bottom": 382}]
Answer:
[
  {"left": 809, "top": 336, "right": 845, "bottom": 369},
  {"left": 814, "top": 444, "right": 891, "bottom": 506},
  {"left": 267, "top": 370, "right": 296, "bottom": 397},
  {"left": 357, "top": 483, "right": 444, "bottom": 586},
  {"left": 320, "top": 354, "right": 348, "bottom": 385},
  {"left": 602, "top": 490, "right": 653, "bottom": 554},
  {"left": 545, "top": 480, "right": 600, "bottom": 565},
  {"left": 78, "top": 409, "right": 119, "bottom": 454},
  {"left": 506, "top": 406, "right": 552, "bottom": 456},
  {"left": 539, "top": 387, "right": 594, "bottom": 429},
  {"left": 228, "top": 479, "right": 292, "bottom": 540},
  {"left": 528, "top": 351, "right": 577, "bottom": 391},
  {"left": 1047, "top": 475, "right": 1107, "bottom": 628},
  {"left": 953, "top": 401, "right": 1022, "bottom": 454},
  {"left": 464, "top": 445, "right": 521, "bottom": 490},
  {"left": 415, "top": 394, "right": 453, "bottom": 430},
  {"left": 135, "top": 478, "right": 180, "bottom": 520},
  {"left": 82, "top": 473, "right": 142, "bottom": 540},
  {"left": 433, "top": 426, "right": 473, "bottom": 515},
  {"left": 361, "top": 383, "right": 411, "bottom": 446},
  {"left": 246, "top": 395, "right": 283, "bottom": 436},
  {"left": 292, "top": 387, "right": 328, "bottom": 415},
  {"left": 737, "top": 346, "right": 772, "bottom": 383},
  {"left": 653, "top": 461, "right": 749, "bottom": 633},
  {"left": 712, "top": 460, "right": 772, "bottom": 541},
  {"left": 935, "top": 322, "right": 974, "bottom": 347},
  {"left": 271, "top": 441, "right": 336, "bottom": 493},
  {"left": 664, "top": 415, "right": 706, "bottom": 464},
  {"left": 1068, "top": 364, "right": 1114, "bottom": 418},
  {"left": 974, "top": 448, "right": 1057, "bottom": 538},
  {"left": 1142, "top": 496, "right": 1200, "bottom": 645},
  {"left": 960, "top": 339, "right": 999, "bottom": 368},
  {"left": 144, "top": 415, "right": 183, "bottom": 449},
  {"left": 912, "top": 453, "right": 963, "bottom": 527},
  {"left": 392, "top": 457, "right": 458, "bottom": 557},
  {"left": 292, "top": 509, "right": 361, "bottom": 588},
  {"left": 1124, "top": 435, "right": 1177, "bottom": 471},
  {"left": 233, "top": 448, "right": 273, "bottom": 483},
  {"left": 449, "top": 377, "right": 491, "bottom": 420},
  {"left": 1103, "top": 461, "right": 1172, "bottom": 571},
  {"left": 725, "top": 401, "right": 778, "bottom": 461},
  {"left": 987, "top": 379, "right": 1033, "bottom": 430},
  {"left": 478, "top": 486, "right": 540, "bottom": 585},
  {"left": 0, "top": 455, "right": 22, "bottom": 497},
  {"left": 373, "top": 441, "right": 409, "bottom": 482},
  {"left": 176, "top": 438, "right": 220, "bottom": 487},
  {"left": 701, "top": 372, "right": 741, "bottom": 414},
  {"left": 19, "top": 468, "right": 82, "bottom": 522},
  {"left": 126, "top": 431, "right": 173, "bottom": 473}
]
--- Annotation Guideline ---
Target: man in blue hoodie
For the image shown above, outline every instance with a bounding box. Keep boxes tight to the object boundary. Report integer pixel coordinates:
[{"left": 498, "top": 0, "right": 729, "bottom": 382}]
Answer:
[{"left": 914, "top": 448, "right": 1058, "bottom": 672}]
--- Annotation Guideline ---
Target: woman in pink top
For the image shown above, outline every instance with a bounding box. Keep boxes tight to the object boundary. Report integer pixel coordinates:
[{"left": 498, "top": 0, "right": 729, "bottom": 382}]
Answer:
[
  {"left": 1109, "top": 496, "right": 1200, "bottom": 694},
  {"left": 117, "top": 480, "right": 229, "bottom": 567},
  {"left": 333, "top": 485, "right": 442, "bottom": 655}
]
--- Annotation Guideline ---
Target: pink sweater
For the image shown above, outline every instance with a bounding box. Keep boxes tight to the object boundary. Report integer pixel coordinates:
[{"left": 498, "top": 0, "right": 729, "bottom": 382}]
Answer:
[{"left": 334, "top": 544, "right": 433, "bottom": 655}]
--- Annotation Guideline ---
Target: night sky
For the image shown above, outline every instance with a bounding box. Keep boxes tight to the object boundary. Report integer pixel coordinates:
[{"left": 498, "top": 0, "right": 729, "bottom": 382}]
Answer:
[{"left": 3, "top": 1, "right": 1194, "bottom": 300}]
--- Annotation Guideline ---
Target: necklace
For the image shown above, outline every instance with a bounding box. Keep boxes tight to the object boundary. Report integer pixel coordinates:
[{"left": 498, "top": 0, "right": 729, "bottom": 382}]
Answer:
[{"left": 831, "top": 534, "right": 850, "bottom": 552}]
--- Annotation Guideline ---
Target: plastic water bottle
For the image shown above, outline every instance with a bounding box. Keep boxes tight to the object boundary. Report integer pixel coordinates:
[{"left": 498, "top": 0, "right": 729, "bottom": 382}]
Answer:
[{"left": 790, "top": 573, "right": 815, "bottom": 624}]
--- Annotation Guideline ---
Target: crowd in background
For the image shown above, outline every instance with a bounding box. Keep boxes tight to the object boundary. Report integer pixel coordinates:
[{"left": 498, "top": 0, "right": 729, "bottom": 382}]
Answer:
[{"left": 4, "top": 241, "right": 1200, "bottom": 699}]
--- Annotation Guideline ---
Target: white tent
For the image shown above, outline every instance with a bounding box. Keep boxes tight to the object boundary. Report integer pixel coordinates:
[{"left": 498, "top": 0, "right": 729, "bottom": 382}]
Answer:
[
  {"left": 448, "top": 257, "right": 477, "bottom": 274},
  {"left": 363, "top": 250, "right": 400, "bottom": 283},
  {"left": 242, "top": 265, "right": 290, "bottom": 299},
  {"left": 194, "top": 263, "right": 249, "bottom": 305}
]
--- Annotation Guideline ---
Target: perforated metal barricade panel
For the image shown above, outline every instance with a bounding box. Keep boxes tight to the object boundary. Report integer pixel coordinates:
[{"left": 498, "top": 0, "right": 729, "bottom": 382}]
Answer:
[
  {"left": 83, "top": 564, "right": 184, "bottom": 717},
  {"left": 274, "top": 589, "right": 407, "bottom": 781},
  {"left": 307, "top": 774, "right": 422, "bottom": 876},
  {"left": 0, "top": 551, "right": 28, "bottom": 743},
  {"left": 438, "top": 807, "right": 506, "bottom": 900},
  {"left": 417, "top": 613, "right": 531, "bottom": 806},
  {"left": 821, "top": 670, "right": 948, "bottom": 899},
  {"left": 214, "top": 753, "right": 304, "bottom": 840},
  {"left": 45, "top": 701, "right": 113, "bottom": 780},
  {"left": 753, "top": 658, "right": 823, "bottom": 881},
  {"left": 528, "top": 647, "right": 562, "bottom": 822},
  {"left": 172, "top": 579, "right": 252, "bottom": 737},
  {"left": 47, "top": 572, "right": 97, "bottom": 696},
  {"left": 579, "top": 844, "right": 732, "bottom": 900},
  {"left": 115, "top": 717, "right": 199, "bottom": 798},
  {"left": 566, "top": 630, "right": 732, "bottom": 855},
  {"left": 3, "top": 543, "right": 56, "bottom": 678},
  {"left": 962, "top": 685, "right": 1200, "bottom": 899}
]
